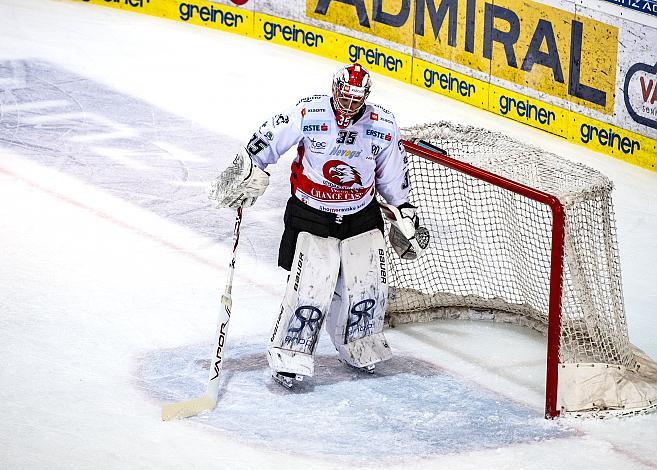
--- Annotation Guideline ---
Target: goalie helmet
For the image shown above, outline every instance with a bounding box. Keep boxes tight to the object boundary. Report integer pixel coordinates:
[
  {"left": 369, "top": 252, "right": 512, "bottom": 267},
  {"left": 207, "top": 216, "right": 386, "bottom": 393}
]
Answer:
[{"left": 332, "top": 63, "right": 371, "bottom": 123}]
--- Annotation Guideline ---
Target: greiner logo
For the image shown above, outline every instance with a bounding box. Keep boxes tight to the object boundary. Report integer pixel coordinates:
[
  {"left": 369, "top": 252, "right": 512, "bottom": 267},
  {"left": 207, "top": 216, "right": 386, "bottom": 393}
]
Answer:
[
  {"left": 179, "top": 3, "right": 244, "bottom": 26},
  {"left": 499, "top": 95, "right": 555, "bottom": 126},
  {"left": 424, "top": 68, "right": 475, "bottom": 98},
  {"left": 263, "top": 22, "right": 324, "bottom": 48},
  {"left": 348, "top": 45, "right": 402, "bottom": 72},
  {"left": 580, "top": 124, "right": 640, "bottom": 155},
  {"left": 99, "top": 0, "right": 149, "bottom": 6}
]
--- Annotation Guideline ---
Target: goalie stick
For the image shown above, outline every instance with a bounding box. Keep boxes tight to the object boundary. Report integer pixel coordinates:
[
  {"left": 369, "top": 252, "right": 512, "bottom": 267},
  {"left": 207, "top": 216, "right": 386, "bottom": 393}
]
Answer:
[{"left": 161, "top": 206, "right": 244, "bottom": 421}]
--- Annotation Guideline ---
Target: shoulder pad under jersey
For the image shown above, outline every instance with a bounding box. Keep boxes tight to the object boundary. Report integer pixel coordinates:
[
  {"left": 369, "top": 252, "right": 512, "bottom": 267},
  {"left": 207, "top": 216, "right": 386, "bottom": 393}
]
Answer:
[
  {"left": 367, "top": 103, "right": 397, "bottom": 126},
  {"left": 296, "top": 94, "right": 329, "bottom": 106}
]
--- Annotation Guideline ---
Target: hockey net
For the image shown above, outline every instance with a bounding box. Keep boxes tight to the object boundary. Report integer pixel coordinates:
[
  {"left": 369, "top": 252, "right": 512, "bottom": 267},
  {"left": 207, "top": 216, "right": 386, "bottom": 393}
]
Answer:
[{"left": 385, "top": 121, "right": 657, "bottom": 418}]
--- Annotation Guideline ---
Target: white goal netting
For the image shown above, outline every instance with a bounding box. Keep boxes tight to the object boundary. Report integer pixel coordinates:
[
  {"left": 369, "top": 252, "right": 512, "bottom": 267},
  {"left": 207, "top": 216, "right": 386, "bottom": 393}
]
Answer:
[{"left": 385, "top": 121, "right": 657, "bottom": 417}]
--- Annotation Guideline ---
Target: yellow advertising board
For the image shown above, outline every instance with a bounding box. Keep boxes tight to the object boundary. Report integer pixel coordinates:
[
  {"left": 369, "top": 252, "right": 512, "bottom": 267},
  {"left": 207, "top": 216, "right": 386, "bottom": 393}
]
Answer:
[
  {"left": 413, "top": 58, "right": 488, "bottom": 109},
  {"left": 81, "top": 0, "right": 254, "bottom": 36},
  {"left": 489, "top": 86, "right": 568, "bottom": 137},
  {"left": 569, "top": 115, "right": 656, "bottom": 170},
  {"left": 306, "top": 0, "right": 415, "bottom": 48},
  {"left": 332, "top": 35, "right": 412, "bottom": 82},
  {"left": 77, "top": 0, "right": 657, "bottom": 170},
  {"left": 254, "top": 12, "right": 412, "bottom": 84},
  {"left": 255, "top": 13, "right": 337, "bottom": 57},
  {"left": 308, "top": 0, "right": 618, "bottom": 115}
]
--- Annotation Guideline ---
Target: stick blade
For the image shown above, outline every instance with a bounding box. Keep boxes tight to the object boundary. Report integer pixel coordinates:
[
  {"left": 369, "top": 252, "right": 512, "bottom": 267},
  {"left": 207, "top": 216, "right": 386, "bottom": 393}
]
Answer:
[{"left": 161, "top": 395, "right": 216, "bottom": 421}]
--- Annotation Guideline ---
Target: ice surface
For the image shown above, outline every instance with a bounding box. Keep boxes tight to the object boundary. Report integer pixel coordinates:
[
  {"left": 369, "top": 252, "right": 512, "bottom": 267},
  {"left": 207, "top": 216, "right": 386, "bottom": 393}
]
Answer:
[
  {"left": 1, "top": 1, "right": 656, "bottom": 469},
  {"left": 141, "top": 337, "right": 568, "bottom": 463}
]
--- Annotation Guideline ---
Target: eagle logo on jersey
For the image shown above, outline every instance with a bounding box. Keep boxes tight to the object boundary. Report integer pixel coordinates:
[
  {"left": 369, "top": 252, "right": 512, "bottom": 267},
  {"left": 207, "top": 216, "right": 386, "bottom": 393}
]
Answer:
[{"left": 323, "top": 160, "right": 362, "bottom": 187}]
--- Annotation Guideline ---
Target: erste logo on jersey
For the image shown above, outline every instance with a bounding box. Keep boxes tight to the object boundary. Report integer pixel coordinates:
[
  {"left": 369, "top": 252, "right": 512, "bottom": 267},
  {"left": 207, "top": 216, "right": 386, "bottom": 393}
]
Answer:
[
  {"left": 323, "top": 160, "right": 362, "bottom": 187},
  {"left": 366, "top": 128, "right": 392, "bottom": 141},
  {"left": 303, "top": 121, "right": 330, "bottom": 133}
]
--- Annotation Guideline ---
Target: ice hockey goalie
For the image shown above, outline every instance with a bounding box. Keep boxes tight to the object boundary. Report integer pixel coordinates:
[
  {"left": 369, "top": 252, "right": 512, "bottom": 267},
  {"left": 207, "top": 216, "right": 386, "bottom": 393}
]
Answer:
[{"left": 209, "top": 63, "right": 429, "bottom": 388}]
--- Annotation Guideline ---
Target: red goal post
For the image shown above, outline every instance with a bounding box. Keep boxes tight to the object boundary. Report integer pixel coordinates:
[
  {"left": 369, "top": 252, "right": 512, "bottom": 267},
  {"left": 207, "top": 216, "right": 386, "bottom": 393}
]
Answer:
[
  {"left": 385, "top": 122, "right": 657, "bottom": 419},
  {"left": 402, "top": 139, "right": 566, "bottom": 419}
]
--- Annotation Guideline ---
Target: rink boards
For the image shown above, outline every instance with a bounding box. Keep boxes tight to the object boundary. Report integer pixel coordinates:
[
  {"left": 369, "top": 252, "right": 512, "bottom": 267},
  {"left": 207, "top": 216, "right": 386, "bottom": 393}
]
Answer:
[{"left": 76, "top": 0, "right": 657, "bottom": 171}]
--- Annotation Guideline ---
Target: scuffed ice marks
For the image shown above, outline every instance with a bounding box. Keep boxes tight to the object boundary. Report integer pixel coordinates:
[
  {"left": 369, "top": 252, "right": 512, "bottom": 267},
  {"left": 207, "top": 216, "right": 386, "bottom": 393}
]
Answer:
[
  {"left": 0, "top": 60, "right": 288, "bottom": 261},
  {"left": 138, "top": 337, "right": 570, "bottom": 464},
  {"left": 1, "top": 59, "right": 572, "bottom": 463}
]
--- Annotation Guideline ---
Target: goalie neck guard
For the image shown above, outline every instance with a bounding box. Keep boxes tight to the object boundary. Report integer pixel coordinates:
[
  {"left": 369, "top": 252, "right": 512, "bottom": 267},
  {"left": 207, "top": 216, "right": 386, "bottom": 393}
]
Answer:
[{"left": 332, "top": 63, "right": 371, "bottom": 127}]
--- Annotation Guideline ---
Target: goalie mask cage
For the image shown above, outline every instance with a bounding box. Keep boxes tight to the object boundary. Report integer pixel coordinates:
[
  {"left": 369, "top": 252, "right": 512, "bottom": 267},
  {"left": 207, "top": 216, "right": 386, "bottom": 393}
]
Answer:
[{"left": 386, "top": 122, "right": 657, "bottom": 419}]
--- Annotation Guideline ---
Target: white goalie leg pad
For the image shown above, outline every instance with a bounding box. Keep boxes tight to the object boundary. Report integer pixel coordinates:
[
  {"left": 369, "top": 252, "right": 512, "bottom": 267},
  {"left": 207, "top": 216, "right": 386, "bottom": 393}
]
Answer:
[
  {"left": 267, "top": 232, "right": 340, "bottom": 377},
  {"left": 326, "top": 229, "right": 392, "bottom": 368}
]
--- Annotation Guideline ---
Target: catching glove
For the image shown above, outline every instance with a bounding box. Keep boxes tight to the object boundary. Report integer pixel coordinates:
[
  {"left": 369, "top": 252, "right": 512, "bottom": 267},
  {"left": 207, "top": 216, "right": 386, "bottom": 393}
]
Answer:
[
  {"left": 380, "top": 202, "right": 430, "bottom": 260},
  {"left": 208, "top": 147, "right": 269, "bottom": 209}
]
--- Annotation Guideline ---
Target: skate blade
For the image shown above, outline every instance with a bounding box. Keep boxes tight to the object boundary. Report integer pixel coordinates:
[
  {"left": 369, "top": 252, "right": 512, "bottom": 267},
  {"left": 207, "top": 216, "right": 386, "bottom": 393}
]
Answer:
[
  {"left": 339, "top": 358, "right": 376, "bottom": 374},
  {"left": 272, "top": 372, "right": 303, "bottom": 388}
]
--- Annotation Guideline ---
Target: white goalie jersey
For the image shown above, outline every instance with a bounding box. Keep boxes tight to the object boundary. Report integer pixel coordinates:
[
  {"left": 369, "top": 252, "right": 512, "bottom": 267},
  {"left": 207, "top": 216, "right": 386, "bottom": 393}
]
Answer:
[{"left": 246, "top": 95, "right": 410, "bottom": 214}]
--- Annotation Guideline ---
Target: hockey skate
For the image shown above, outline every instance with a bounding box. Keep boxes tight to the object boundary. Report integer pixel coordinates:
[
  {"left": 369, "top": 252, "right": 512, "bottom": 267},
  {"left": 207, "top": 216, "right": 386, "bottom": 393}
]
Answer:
[
  {"left": 272, "top": 371, "right": 304, "bottom": 389},
  {"left": 338, "top": 358, "right": 376, "bottom": 374}
]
